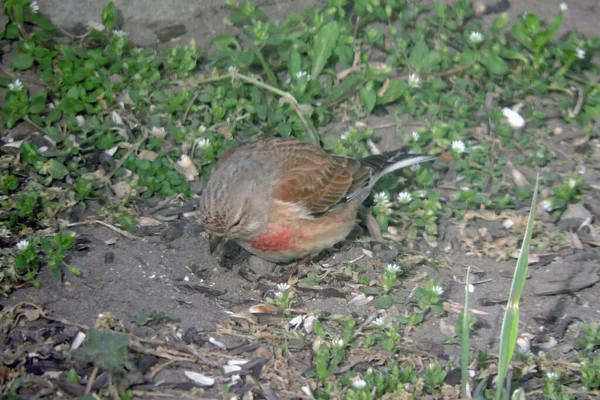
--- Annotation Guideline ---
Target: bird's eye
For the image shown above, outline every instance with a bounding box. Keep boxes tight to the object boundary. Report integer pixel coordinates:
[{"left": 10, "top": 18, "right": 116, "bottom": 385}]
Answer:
[{"left": 231, "top": 218, "right": 242, "bottom": 228}]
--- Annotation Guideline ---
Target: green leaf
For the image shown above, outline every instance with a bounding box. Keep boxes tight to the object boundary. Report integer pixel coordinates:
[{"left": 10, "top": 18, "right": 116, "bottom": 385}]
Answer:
[
  {"left": 135, "top": 313, "right": 152, "bottom": 326},
  {"left": 359, "top": 85, "right": 376, "bottom": 112},
  {"left": 12, "top": 53, "right": 34, "bottom": 70},
  {"left": 29, "top": 92, "right": 47, "bottom": 114},
  {"left": 511, "top": 25, "right": 533, "bottom": 51},
  {"left": 251, "top": 48, "right": 278, "bottom": 87},
  {"left": 288, "top": 48, "right": 301, "bottom": 78},
  {"left": 44, "top": 126, "right": 62, "bottom": 143},
  {"left": 408, "top": 39, "right": 440, "bottom": 71},
  {"left": 81, "top": 329, "right": 130, "bottom": 370},
  {"left": 533, "top": 11, "right": 563, "bottom": 51},
  {"left": 379, "top": 295, "right": 393, "bottom": 309},
  {"left": 101, "top": 2, "right": 119, "bottom": 31},
  {"left": 324, "top": 73, "right": 362, "bottom": 105},
  {"left": 48, "top": 159, "right": 69, "bottom": 180},
  {"left": 20, "top": 142, "right": 39, "bottom": 164},
  {"left": 28, "top": 14, "right": 56, "bottom": 31},
  {"left": 311, "top": 21, "right": 339, "bottom": 80},
  {"left": 66, "top": 86, "right": 79, "bottom": 99},
  {"left": 376, "top": 80, "right": 408, "bottom": 105},
  {"left": 45, "top": 108, "right": 62, "bottom": 125},
  {"left": 478, "top": 49, "right": 508, "bottom": 75}
]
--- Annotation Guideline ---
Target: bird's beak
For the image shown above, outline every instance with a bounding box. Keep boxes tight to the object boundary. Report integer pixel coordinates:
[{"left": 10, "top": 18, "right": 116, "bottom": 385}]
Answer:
[{"left": 208, "top": 233, "right": 224, "bottom": 255}]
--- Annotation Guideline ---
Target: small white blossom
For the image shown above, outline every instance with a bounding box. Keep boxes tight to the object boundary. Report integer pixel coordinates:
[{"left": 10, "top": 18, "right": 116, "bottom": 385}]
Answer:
[
  {"left": 386, "top": 264, "right": 401, "bottom": 273},
  {"left": 502, "top": 107, "right": 526, "bottom": 128},
  {"left": 516, "top": 347, "right": 533, "bottom": 358},
  {"left": 410, "top": 163, "right": 421, "bottom": 172},
  {"left": 542, "top": 200, "right": 554, "bottom": 212},
  {"left": 295, "top": 71, "right": 311, "bottom": 81},
  {"left": 340, "top": 130, "right": 350, "bottom": 141},
  {"left": 274, "top": 291, "right": 284, "bottom": 298},
  {"left": 397, "top": 191, "right": 412, "bottom": 204},
  {"left": 536, "top": 151, "right": 545, "bottom": 159},
  {"left": 560, "top": 2, "right": 568, "bottom": 11},
  {"left": 568, "top": 177, "right": 577, "bottom": 189},
  {"left": 16, "top": 240, "right": 30, "bottom": 251},
  {"left": 431, "top": 285, "right": 444, "bottom": 295},
  {"left": 227, "top": 65, "right": 238, "bottom": 73},
  {"left": 469, "top": 31, "right": 483, "bottom": 43},
  {"left": 333, "top": 339, "right": 344, "bottom": 348},
  {"left": 546, "top": 372, "right": 559, "bottom": 381},
  {"left": 451, "top": 140, "right": 467, "bottom": 154},
  {"left": 29, "top": 0, "right": 39, "bottom": 13},
  {"left": 198, "top": 125, "right": 207, "bottom": 133},
  {"left": 371, "top": 317, "right": 385, "bottom": 327},
  {"left": 112, "top": 30, "right": 127, "bottom": 37},
  {"left": 411, "top": 131, "right": 420, "bottom": 141},
  {"left": 373, "top": 192, "right": 390, "bottom": 206},
  {"left": 276, "top": 283, "right": 291, "bottom": 292},
  {"left": 408, "top": 73, "right": 420, "bottom": 88},
  {"left": 352, "top": 379, "right": 367, "bottom": 389},
  {"left": 576, "top": 48, "right": 586, "bottom": 59},
  {"left": 196, "top": 138, "right": 211, "bottom": 149},
  {"left": 8, "top": 79, "right": 24, "bottom": 91}
]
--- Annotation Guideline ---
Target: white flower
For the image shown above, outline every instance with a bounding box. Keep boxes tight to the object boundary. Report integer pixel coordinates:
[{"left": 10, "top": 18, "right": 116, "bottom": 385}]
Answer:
[
  {"left": 542, "top": 200, "right": 553, "bottom": 212},
  {"left": 469, "top": 31, "right": 483, "bottom": 43},
  {"left": 386, "top": 264, "right": 401, "bottom": 273},
  {"left": 397, "top": 191, "right": 412, "bottom": 204},
  {"left": 29, "top": 0, "right": 39, "bottom": 13},
  {"left": 515, "top": 347, "right": 533, "bottom": 358},
  {"left": 276, "top": 283, "right": 291, "bottom": 292},
  {"left": 502, "top": 107, "right": 526, "bottom": 128},
  {"left": 274, "top": 291, "right": 284, "bottom": 298},
  {"left": 408, "top": 73, "right": 420, "bottom": 88},
  {"left": 333, "top": 339, "right": 344, "bottom": 348},
  {"left": 340, "top": 130, "right": 350, "bottom": 141},
  {"left": 295, "top": 71, "right": 311, "bottom": 81},
  {"left": 410, "top": 163, "right": 421, "bottom": 172},
  {"left": 227, "top": 65, "right": 238, "bottom": 73},
  {"left": 352, "top": 378, "right": 367, "bottom": 389},
  {"left": 16, "top": 240, "right": 30, "bottom": 251},
  {"left": 373, "top": 192, "right": 390, "bottom": 205},
  {"left": 411, "top": 131, "right": 420, "bottom": 141},
  {"left": 576, "top": 48, "right": 586, "bottom": 59},
  {"left": 196, "top": 138, "right": 211, "bottom": 149},
  {"left": 451, "top": 140, "right": 467, "bottom": 153},
  {"left": 371, "top": 317, "right": 385, "bottom": 327},
  {"left": 431, "top": 285, "right": 444, "bottom": 295},
  {"left": 568, "top": 177, "right": 577, "bottom": 189},
  {"left": 546, "top": 372, "right": 559, "bottom": 381},
  {"left": 8, "top": 79, "right": 24, "bottom": 91},
  {"left": 112, "top": 30, "right": 127, "bottom": 37},
  {"left": 198, "top": 125, "right": 207, "bottom": 133},
  {"left": 560, "top": 2, "right": 568, "bottom": 11}
]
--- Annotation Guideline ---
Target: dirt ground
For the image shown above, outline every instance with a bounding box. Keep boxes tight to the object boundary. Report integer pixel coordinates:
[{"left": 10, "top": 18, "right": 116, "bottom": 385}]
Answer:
[{"left": 1, "top": 0, "right": 600, "bottom": 398}]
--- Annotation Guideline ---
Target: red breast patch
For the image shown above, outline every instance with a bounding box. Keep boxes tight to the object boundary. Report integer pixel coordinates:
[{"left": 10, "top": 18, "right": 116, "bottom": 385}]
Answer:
[{"left": 249, "top": 225, "right": 297, "bottom": 252}]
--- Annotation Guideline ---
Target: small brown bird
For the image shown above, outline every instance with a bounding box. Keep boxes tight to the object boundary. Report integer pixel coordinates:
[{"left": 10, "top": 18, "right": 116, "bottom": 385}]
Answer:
[{"left": 199, "top": 137, "right": 437, "bottom": 263}]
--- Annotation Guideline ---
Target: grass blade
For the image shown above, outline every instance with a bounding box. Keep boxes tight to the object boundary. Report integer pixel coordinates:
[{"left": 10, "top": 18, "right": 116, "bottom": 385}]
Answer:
[
  {"left": 461, "top": 266, "right": 472, "bottom": 398},
  {"left": 495, "top": 175, "right": 539, "bottom": 400}
]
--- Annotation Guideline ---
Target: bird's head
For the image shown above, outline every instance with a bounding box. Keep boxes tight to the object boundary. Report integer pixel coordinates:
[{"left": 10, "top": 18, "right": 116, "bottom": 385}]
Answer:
[{"left": 199, "top": 160, "right": 271, "bottom": 252}]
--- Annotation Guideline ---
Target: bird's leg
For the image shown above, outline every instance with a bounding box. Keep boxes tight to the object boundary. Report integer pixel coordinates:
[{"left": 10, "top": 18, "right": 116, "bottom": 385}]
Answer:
[{"left": 267, "top": 255, "right": 310, "bottom": 284}]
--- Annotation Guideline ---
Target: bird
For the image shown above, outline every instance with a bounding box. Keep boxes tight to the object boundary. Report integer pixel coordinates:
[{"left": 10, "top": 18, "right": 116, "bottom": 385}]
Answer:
[{"left": 199, "top": 137, "right": 437, "bottom": 264}]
